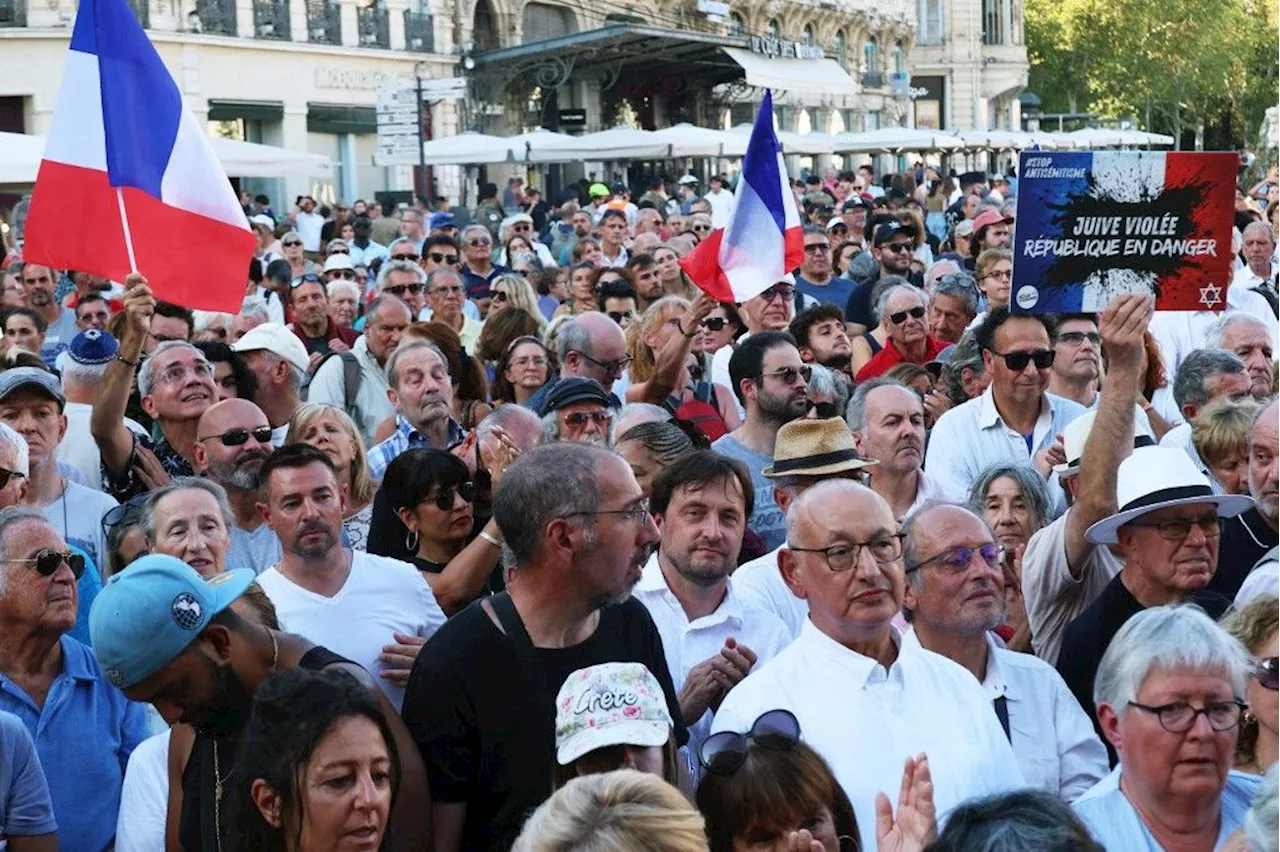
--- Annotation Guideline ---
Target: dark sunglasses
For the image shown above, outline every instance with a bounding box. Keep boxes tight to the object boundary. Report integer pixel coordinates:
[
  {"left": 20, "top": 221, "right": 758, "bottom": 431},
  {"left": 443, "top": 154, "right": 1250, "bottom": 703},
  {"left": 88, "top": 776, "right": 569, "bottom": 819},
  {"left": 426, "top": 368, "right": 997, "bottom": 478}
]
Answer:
[
  {"left": 889, "top": 305, "right": 926, "bottom": 325},
  {"left": 760, "top": 284, "right": 796, "bottom": 303},
  {"left": 282, "top": 240, "right": 303, "bottom": 248},
  {"left": 807, "top": 400, "right": 840, "bottom": 418},
  {"left": 423, "top": 481, "right": 476, "bottom": 511},
  {"left": 1257, "top": 657, "right": 1279, "bottom": 691},
  {"left": 992, "top": 348, "right": 1056, "bottom": 371},
  {"left": 384, "top": 283, "right": 424, "bottom": 297},
  {"left": 700, "top": 317, "right": 728, "bottom": 332},
  {"left": 392, "top": 253, "right": 420, "bottom": 262},
  {"left": 199, "top": 426, "right": 274, "bottom": 447},
  {"left": 564, "top": 410, "right": 613, "bottom": 427},
  {"left": 6, "top": 548, "right": 87, "bottom": 579},
  {"left": 328, "top": 270, "right": 357, "bottom": 281},
  {"left": 700, "top": 709, "right": 800, "bottom": 774},
  {"left": 0, "top": 466, "right": 23, "bottom": 490},
  {"left": 607, "top": 310, "right": 635, "bottom": 325},
  {"left": 467, "top": 238, "right": 492, "bottom": 248},
  {"left": 328, "top": 247, "right": 350, "bottom": 255},
  {"left": 103, "top": 493, "right": 150, "bottom": 539},
  {"left": 759, "top": 365, "right": 812, "bottom": 385},
  {"left": 491, "top": 291, "right": 510, "bottom": 303},
  {"left": 290, "top": 273, "right": 322, "bottom": 288},
  {"left": 428, "top": 252, "right": 461, "bottom": 265},
  {"left": 880, "top": 241, "right": 914, "bottom": 253}
]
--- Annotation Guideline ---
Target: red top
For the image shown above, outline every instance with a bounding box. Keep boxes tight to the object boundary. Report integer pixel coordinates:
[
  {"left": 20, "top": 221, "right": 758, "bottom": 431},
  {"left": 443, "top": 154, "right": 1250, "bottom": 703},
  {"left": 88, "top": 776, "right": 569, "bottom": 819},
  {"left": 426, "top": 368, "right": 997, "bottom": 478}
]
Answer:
[{"left": 855, "top": 335, "right": 949, "bottom": 382}]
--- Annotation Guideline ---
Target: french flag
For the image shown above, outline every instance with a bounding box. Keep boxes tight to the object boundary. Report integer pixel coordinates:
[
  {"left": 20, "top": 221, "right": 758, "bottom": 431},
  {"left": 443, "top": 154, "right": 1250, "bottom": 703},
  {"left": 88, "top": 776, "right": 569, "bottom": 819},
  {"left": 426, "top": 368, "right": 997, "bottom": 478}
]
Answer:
[
  {"left": 679, "top": 91, "right": 804, "bottom": 304},
  {"left": 22, "top": 0, "right": 254, "bottom": 311}
]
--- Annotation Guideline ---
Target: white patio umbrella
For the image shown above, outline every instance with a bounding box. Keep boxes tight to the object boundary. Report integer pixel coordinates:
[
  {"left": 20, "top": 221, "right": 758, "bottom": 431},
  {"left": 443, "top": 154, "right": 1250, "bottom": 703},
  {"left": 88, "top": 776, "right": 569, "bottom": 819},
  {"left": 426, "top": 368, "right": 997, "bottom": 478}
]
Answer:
[
  {"left": 528, "top": 126, "right": 671, "bottom": 163},
  {"left": 649, "top": 123, "right": 749, "bottom": 158},
  {"left": 420, "top": 132, "right": 511, "bottom": 166},
  {"left": 831, "top": 127, "right": 965, "bottom": 153},
  {"left": 728, "top": 124, "right": 835, "bottom": 155},
  {"left": 1066, "top": 127, "right": 1172, "bottom": 148},
  {"left": 505, "top": 128, "right": 577, "bottom": 162}
]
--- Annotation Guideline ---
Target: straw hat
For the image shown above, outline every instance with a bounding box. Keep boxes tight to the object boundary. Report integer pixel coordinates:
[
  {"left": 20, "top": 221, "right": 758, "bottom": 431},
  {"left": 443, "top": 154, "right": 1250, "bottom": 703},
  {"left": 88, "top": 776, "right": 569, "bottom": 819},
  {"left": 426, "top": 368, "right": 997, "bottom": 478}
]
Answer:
[{"left": 763, "top": 417, "right": 877, "bottom": 478}]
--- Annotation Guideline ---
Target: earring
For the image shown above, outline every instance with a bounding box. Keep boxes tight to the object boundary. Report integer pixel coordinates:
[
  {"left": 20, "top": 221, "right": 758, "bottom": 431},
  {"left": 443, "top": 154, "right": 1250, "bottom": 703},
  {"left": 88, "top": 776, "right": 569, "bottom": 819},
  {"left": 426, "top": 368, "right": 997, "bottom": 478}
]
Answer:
[{"left": 405, "top": 529, "right": 419, "bottom": 551}]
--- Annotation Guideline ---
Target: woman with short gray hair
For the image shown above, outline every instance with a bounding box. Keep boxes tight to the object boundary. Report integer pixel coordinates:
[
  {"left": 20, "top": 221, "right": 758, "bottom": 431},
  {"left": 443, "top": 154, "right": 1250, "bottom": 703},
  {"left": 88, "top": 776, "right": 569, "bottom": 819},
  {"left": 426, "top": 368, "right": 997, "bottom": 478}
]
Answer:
[{"left": 1073, "top": 605, "right": 1260, "bottom": 849}]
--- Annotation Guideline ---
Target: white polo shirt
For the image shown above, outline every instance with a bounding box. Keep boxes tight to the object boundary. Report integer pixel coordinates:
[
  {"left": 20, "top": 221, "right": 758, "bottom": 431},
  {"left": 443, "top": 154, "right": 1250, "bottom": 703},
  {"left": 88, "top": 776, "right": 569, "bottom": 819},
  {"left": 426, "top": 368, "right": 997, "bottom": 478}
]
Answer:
[
  {"left": 732, "top": 546, "right": 809, "bottom": 639},
  {"left": 634, "top": 553, "right": 792, "bottom": 759},
  {"left": 713, "top": 621, "right": 1024, "bottom": 852},
  {"left": 902, "top": 630, "right": 1108, "bottom": 801}
]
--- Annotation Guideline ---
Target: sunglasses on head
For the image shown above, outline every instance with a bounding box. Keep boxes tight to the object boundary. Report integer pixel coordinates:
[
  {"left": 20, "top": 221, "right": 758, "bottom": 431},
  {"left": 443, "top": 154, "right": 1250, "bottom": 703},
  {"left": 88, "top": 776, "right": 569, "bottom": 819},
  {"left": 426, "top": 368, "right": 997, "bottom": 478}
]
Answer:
[
  {"left": 199, "top": 426, "right": 274, "bottom": 447},
  {"left": 290, "top": 273, "right": 322, "bottom": 288},
  {"left": 428, "top": 252, "right": 460, "bottom": 265},
  {"left": 1256, "top": 657, "right": 1279, "bottom": 691},
  {"left": 889, "top": 305, "right": 926, "bottom": 324},
  {"left": 700, "top": 317, "right": 728, "bottom": 332},
  {"left": 699, "top": 709, "right": 800, "bottom": 774},
  {"left": 992, "top": 348, "right": 1056, "bottom": 371},
  {"left": 423, "top": 481, "right": 476, "bottom": 511},
  {"left": 6, "top": 548, "right": 87, "bottom": 579}
]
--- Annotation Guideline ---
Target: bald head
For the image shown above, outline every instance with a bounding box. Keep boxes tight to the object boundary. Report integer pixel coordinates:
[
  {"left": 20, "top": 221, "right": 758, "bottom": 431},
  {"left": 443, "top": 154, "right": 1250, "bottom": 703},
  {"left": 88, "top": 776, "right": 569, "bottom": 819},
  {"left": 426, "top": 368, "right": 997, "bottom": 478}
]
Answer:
[
  {"left": 788, "top": 479, "right": 890, "bottom": 536},
  {"left": 197, "top": 398, "right": 270, "bottom": 438},
  {"left": 193, "top": 399, "right": 272, "bottom": 490},
  {"left": 558, "top": 311, "right": 628, "bottom": 392}
]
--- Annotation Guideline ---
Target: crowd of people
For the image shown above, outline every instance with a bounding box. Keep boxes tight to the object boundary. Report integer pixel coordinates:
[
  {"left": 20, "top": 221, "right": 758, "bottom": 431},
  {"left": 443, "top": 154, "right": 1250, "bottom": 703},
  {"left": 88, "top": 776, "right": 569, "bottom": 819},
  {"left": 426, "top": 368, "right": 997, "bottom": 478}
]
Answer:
[{"left": 0, "top": 160, "right": 1277, "bottom": 852}]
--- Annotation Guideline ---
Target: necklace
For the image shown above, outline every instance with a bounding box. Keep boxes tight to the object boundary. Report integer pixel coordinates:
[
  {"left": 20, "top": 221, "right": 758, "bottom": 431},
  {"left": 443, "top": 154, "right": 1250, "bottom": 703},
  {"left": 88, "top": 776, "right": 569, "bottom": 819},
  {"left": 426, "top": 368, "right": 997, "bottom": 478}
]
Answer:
[{"left": 212, "top": 629, "right": 279, "bottom": 852}]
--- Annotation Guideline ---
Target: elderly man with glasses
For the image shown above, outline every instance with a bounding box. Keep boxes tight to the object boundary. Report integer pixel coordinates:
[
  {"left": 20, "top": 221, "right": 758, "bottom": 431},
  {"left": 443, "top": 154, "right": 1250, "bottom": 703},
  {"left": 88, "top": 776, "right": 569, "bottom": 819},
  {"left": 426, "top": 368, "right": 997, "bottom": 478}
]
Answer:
[
  {"left": 855, "top": 285, "right": 950, "bottom": 382},
  {"left": 524, "top": 312, "right": 630, "bottom": 413},
  {"left": 713, "top": 479, "right": 1023, "bottom": 852},
  {"left": 459, "top": 225, "right": 506, "bottom": 317}
]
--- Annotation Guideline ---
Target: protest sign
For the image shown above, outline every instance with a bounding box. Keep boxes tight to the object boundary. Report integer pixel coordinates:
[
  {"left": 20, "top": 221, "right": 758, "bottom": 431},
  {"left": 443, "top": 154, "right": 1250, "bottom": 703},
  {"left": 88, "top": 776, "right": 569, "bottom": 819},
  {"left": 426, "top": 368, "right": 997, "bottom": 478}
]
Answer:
[{"left": 1011, "top": 151, "right": 1236, "bottom": 313}]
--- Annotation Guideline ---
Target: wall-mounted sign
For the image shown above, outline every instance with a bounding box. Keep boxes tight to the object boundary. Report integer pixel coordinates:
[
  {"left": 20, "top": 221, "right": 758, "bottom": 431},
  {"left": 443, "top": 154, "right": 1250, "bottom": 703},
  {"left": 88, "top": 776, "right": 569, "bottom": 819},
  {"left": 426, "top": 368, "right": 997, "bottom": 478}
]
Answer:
[
  {"left": 558, "top": 109, "right": 587, "bottom": 127},
  {"left": 748, "top": 35, "right": 824, "bottom": 60}
]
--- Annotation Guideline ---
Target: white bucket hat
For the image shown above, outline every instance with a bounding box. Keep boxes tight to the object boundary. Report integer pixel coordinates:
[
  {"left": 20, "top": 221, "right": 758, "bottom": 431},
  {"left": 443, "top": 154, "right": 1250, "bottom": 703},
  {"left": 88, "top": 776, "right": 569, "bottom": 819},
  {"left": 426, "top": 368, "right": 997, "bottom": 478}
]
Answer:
[{"left": 1084, "top": 445, "right": 1255, "bottom": 544}]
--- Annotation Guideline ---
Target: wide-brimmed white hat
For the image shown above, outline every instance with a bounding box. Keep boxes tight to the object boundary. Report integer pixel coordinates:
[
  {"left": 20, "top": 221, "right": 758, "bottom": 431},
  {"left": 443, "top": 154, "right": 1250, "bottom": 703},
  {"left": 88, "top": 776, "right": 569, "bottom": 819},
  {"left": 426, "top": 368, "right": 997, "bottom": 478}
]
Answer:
[
  {"left": 1052, "top": 408, "right": 1155, "bottom": 476},
  {"left": 1085, "top": 446, "right": 1255, "bottom": 544}
]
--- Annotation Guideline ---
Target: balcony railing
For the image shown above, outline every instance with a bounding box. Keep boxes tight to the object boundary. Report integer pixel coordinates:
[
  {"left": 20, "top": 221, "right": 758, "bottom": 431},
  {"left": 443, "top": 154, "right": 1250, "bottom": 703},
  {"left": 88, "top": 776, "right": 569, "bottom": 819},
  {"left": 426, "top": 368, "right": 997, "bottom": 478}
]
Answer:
[
  {"left": 253, "top": 0, "right": 290, "bottom": 39},
  {"left": 306, "top": 0, "right": 341, "bottom": 44},
  {"left": 861, "top": 71, "right": 885, "bottom": 88},
  {"left": 357, "top": 6, "right": 389, "bottom": 48},
  {"left": 0, "top": 0, "right": 27, "bottom": 27},
  {"left": 404, "top": 10, "right": 433, "bottom": 52},
  {"left": 193, "top": 0, "right": 236, "bottom": 35}
]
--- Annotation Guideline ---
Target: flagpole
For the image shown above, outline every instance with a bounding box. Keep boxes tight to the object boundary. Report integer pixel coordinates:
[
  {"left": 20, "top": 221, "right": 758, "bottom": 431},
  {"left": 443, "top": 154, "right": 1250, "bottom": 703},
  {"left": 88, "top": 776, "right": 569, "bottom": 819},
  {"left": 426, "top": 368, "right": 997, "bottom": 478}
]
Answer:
[{"left": 115, "top": 187, "right": 139, "bottom": 274}]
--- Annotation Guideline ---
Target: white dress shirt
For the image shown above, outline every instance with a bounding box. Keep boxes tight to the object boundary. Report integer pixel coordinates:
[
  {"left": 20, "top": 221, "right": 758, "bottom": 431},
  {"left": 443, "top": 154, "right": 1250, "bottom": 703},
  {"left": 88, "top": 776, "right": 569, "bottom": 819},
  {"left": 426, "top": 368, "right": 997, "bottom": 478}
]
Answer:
[
  {"left": 634, "top": 554, "right": 792, "bottom": 759},
  {"left": 902, "top": 631, "right": 1108, "bottom": 801},
  {"left": 923, "top": 385, "right": 1087, "bottom": 516},
  {"left": 713, "top": 621, "right": 1025, "bottom": 852},
  {"left": 903, "top": 469, "right": 967, "bottom": 519},
  {"left": 732, "top": 546, "right": 809, "bottom": 639}
]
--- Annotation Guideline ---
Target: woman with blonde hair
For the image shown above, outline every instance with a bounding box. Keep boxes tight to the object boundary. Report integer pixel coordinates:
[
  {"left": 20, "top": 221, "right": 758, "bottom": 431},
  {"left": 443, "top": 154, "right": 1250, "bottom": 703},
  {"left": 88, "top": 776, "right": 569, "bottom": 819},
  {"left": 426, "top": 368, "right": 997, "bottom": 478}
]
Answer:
[
  {"left": 1221, "top": 596, "right": 1279, "bottom": 776},
  {"left": 285, "top": 403, "right": 377, "bottom": 550},
  {"left": 513, "top": 769, "right": 707, "bottom": 852},
  {"left": 1193, "top": 397, "right": 1262, "bottom": 495},
  {"left": 280, "top": 230, "right": 315, "bottom": 280},
  {"left": 488, "top": 273, "right": 547, "bottom": 333}
]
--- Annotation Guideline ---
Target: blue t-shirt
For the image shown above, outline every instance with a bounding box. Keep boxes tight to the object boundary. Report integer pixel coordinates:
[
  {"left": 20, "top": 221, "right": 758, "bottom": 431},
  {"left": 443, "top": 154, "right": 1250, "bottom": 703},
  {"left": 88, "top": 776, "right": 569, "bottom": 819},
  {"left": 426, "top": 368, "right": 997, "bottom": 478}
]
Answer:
[
  {"left": 710, "top": 433, "right": 786, "bottom": 551},
  {"left": 794, "top": 274, "right": 858, "bottom": 316},
  {"left": 0, "top": 710, "right": 57, "bottom": 839}
]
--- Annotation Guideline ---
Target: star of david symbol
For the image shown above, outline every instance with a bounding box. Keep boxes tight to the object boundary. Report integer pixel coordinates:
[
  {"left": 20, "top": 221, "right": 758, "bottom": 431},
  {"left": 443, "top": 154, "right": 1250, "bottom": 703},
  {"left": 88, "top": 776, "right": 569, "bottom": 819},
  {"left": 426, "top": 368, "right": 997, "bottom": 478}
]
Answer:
[{"left": 1198, "top": 283, "right": 1223, "bottom": 309}]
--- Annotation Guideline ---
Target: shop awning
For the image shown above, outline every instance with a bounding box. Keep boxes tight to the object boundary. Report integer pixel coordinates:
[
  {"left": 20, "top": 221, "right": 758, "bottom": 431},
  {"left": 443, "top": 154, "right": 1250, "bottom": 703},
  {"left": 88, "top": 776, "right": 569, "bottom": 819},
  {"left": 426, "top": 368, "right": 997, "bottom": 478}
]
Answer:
[{"left": 721, "top": 47, "right": 854, "bottom": 97}]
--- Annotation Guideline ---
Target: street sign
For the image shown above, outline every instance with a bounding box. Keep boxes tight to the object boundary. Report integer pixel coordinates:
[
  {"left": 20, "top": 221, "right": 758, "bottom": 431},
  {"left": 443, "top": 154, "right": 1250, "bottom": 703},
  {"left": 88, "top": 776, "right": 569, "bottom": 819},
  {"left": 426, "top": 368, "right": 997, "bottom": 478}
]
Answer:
[
  {"left": 376, "top": 84, "right": 422, "bottom": 166},
  {"left": 418, "top": 76, "right": 467, "bottom": 101}
]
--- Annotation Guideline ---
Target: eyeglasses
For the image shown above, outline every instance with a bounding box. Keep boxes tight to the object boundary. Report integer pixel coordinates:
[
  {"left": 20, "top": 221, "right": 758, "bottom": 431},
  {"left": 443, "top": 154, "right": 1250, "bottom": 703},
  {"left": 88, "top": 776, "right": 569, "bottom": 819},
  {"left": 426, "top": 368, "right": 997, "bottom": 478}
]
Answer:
[
  {"left": 700, "top": 709, "right": 800, "bottom": 774},
  {"left": 491, "top": 291, "right": 510, "bottom": 303},
  {"left": 327, "top": 270, "right": 357, "bottom": 282},
  {"left": 158, "top": 361, "right": 215, "bottom": 386},
  {"left": 563, "top": 410, "right": 614, "bottom": 427},
  {"left": 572, "top": 350, "right": 631, "bottom": 376},
  {"left": 1255, "top": 657, "right": 1279, "bottom": 691},
  {"left": 563, "top": 498, "right": 651, "bottom": 525},
  {"left": 467, "top": 238, "right": 492, "bottom": 248},
  {"left": 0, "top": 466, "right": 23, "bottom": 490},
  {"left": 803, "top": 243, "right": 831, "bottom": 254},
  {"left": 290, "top": 273, "right": 322, "bottom": 289},
  {"left": 907, "top": 542, "right": 1004, "bottom": 574},
  {"left": 282, "top": 240, "right": 303, "bottom": 248},
  {"left": 429, "top": 285, "right": 464, "bottom": 297},
  {"left": 700, "top": 317, "right": 728, "bottom": 332},
  {"left": 991, "top": 349, "right": 1055, "bottom": 371},
  {"left": 198, "top": 426, "right": 274, "bottom": 446},
  {"left": 880, "top": 241, "right": 914, "bottom": 254},
  {"left": 1127, "top": 700, "right": 1247, "bottom": 733},
  {"left": 1057, "top": 331, "right": 1101, "bottom": 347},
  {"left": 984, "top": 269, "right": 1013, "bottom": 281},
  {"left": 428, "top": 252, "right": 460, "bottom": 265},
  {"left": 421, "top": 480, "right": 476, "bottom": 511},
  {"left": 758, "top": 365, "right": 812, "bottom": 385},
  {"left": 759, "top": 284, "right": 796, "bottom": 303},
  {"left": 1127, "top": 515, "right": 1221, "bottom": 541},
  {"left": 384, "top": 283, "right": 424, "bottom": 298},
  {"left": 787, "top": 534, "right": 904, "bottom": 572},
  {"left": 3, "top": 548, "right": 86, "bottom": 579},
  {"left": 889, "top": 306, "right": 926, "bottom": 325}
]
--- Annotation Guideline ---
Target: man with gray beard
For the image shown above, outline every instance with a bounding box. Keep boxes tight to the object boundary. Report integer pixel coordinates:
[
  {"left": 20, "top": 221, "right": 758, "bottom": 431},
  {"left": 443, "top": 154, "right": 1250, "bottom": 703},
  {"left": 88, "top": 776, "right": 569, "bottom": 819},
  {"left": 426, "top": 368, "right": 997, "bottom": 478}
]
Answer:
[{"left": 192, "top": 398, "right": 280, "bottom": 572}]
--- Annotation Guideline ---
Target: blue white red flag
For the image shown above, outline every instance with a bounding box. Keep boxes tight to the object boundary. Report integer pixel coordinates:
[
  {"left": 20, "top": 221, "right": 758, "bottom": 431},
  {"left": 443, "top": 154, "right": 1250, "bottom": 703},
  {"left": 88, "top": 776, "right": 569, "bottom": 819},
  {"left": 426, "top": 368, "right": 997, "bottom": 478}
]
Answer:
[
  {"left": 679, "top": 91, "right": 804, "bottom": 303},
  {"left": 22, "top": 0, "right": 254, "bottom": 311},
  {"left": 1012, "top": 150, "right": 1236, "bottom": 313}
]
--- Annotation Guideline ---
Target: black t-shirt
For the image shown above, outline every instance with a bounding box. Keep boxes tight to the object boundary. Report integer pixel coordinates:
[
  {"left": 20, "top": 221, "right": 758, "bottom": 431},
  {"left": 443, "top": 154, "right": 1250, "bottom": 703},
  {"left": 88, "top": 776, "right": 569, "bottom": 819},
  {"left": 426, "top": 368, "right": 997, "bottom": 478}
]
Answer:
[
  {"left": 1205, "top": 508, "right": 1277, "bottom": 599},
  {"left": 1057, "top": 573, "right": 1230, "bottom": 764},
  {"left": 401, "top": 596, "right": 687, "bottom": 852}
]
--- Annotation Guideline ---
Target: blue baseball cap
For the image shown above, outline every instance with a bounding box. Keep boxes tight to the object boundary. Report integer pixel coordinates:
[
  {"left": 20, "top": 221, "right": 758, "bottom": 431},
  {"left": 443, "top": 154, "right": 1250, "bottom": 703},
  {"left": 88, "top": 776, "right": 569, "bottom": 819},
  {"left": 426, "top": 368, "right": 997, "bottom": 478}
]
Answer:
[
  {"left": 429, "top": 212, "right": 456, "bottom": 230},
  {"left": 90, "top": 554, "right": 255, "bottom": 690}
]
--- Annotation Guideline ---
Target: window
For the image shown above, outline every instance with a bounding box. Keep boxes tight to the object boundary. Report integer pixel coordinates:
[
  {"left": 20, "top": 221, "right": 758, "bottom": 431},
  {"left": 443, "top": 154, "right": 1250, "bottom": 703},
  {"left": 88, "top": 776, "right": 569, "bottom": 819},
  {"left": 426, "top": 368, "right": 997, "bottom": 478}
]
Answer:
[
  {"left": 834, "top": 29, "right": 846, "bottom": 65},
  {"left": 893, "top": 42, "right": 906, "bottom": 75},
  {"left": 729, "top": 12, "right": 746, "bottom": 35},
  {"left": 982, "top": 0, "right": 1004, "bottom": 44},
  {"left": 522, "top": 2, "right": 574, "bottom": 43},
  {"left": 863, "top": 37, "right": 878, "bottom": 73},
  {"left": 803, "top": 24, "right": 814, "bottom": 46},
  {"left": 867, "top": 110, "right": 882, "bottom": 130},
  {"left": 918, "top": 0, "right": 943, "bottom": 44}
]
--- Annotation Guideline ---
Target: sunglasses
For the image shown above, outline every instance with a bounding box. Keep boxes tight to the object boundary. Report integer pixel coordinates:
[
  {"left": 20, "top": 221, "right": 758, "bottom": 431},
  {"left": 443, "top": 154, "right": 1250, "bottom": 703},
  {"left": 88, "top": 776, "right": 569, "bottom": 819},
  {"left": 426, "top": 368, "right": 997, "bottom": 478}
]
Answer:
[
  {"left": 4, "top": 548, "right": 87, "bottom": 579},
  {"left": 422, "top": 481, "right": 476, "bottom": 511},
  {"left": 807, "top": 400, "right": 840, "bottom": 418},
  {"left": 803, "top": 243, "right": 831, "bottom": 254},
  {"left": 384, "top": 283, "right": 424, "bottom": 297},
  {"left": 991, "top": 348, "right": 1056, "bottom": 371},
  {"left": 467, "top": 239, "right": 492, "bottom": 248},
  {"left": 0, "top": 466, "right": 23, "bottom": 490},
  {"left": 760, "top": 284, "right": 796, "bottom": 303},
  {"left": 282, "top": 240, "right": 303, "bottom": 248},
  {"left": 1256, "top": 657, "right": 1279, "bottom": 691},
  {"left": 290, "top": 273, "right": 322, "bottom": 288},
  {"left": 700, "top": 709, "right": 800, "bottom": 774},
  {"left": 701, "top": 317, "right": 728, "bottom": 332},
  {"left": 691, "top": 224, "right": 712, "bottom": 233},
  {"left": 327, "top": 270, "right": 357, "bottom": 281},
  {"left": 889, "top": 305, "right": 926, "bottom": 325},
  {"left": 759, "top": 365, "right": 812, "bottom": 385},
  {"left": 564, "top": 410, "right": 613, "bottom": 427},
  {"left": 880, "top": 241, "right": 914, "bottom": 253},
  {"left": 392, "top": 253, "right": 420, "bottom": 262},
  {"left": 199, "top": 426, "right": 274, "bottom": 447},
  {"left": 328, "top": 247, "right": 350, "bottom": 255},
  {"left": 428, "top": 252, "right": 460, "bottom": 265},
  {"left": 607, "top": 311, "right": 635, "bottom": 325},
  {"left": 492, "top": 291, "right": 510, "bottom": 303}
]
